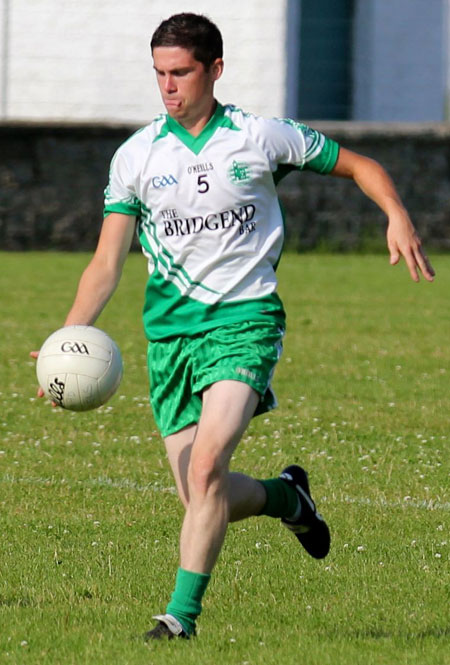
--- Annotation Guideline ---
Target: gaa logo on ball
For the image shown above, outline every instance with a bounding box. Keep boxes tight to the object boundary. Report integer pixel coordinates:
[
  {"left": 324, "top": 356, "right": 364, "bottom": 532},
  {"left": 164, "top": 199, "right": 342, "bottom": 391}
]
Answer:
[{"left": 36, "top": 325, "right": 123, "bottom": 411}]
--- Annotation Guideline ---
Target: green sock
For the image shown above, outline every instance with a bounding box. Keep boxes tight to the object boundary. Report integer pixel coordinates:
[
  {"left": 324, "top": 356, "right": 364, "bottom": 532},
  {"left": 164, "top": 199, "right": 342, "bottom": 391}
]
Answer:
[
  {"left": 166, "top": 567, "right": 211, "bottom": 635},
  {"left": 258, "top": 478, "right": 299, "bottom": 518}
]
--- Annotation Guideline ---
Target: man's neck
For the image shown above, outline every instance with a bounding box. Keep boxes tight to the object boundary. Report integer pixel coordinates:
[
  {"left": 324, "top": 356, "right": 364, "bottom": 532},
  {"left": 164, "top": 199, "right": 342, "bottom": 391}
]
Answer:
[{"left": 178, "top": 99, "right": 218, "bottom": 137}]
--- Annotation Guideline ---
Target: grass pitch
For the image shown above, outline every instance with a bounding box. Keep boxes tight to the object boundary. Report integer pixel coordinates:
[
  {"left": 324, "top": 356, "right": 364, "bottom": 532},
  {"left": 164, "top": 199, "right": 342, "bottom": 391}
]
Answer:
[{"left": 0, "top": 251, "right": 448, "bottom": 665}]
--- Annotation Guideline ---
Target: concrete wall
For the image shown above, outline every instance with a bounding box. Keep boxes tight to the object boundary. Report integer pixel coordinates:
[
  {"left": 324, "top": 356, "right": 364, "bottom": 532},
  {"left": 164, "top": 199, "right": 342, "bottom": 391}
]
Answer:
[
  {"left": 2, "top": 0, "right": 449, "bottom": 124},
  {"left": 446, "top": 0, "right": 450, "bottom": 117},
  {"left": 353, "top": 0, "right": 447, "bottom": 121},
  {"left": 0, "top": 0, "right": 288, "bottom": 123},
  {"left": 1, "top": 121, "right": 449, "bottom": 252}
]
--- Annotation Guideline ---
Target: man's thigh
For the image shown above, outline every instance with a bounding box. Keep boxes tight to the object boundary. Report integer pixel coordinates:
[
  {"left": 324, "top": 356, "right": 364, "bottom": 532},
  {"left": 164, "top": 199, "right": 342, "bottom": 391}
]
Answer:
[{"left": 197, "top": 380, "right": 260, "bottom": 459}]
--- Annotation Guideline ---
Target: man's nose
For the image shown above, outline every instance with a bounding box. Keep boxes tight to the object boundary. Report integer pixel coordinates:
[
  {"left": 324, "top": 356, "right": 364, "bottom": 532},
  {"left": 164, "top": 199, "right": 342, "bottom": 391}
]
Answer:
[{"left": 164, "top": 75, "right": 176, "bottom": 92}]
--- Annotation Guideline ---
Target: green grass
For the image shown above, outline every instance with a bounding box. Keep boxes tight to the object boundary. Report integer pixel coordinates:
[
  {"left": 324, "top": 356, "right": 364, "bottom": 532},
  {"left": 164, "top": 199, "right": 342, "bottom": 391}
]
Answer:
[{"left": 0, "top": 252, "right": 448, "bottom": 665}]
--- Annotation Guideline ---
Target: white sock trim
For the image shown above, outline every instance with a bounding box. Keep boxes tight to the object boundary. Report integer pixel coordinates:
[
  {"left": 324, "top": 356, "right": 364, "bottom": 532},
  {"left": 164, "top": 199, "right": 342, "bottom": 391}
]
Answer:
[{"left": 152, "top": 613, "right": 184, "bottom": 636}]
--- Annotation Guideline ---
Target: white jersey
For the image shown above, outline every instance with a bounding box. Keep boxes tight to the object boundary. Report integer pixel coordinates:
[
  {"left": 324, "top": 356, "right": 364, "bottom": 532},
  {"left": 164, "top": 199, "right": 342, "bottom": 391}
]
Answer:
[{"left": 104, "top": 103, "right": 339, "bottom": 341}]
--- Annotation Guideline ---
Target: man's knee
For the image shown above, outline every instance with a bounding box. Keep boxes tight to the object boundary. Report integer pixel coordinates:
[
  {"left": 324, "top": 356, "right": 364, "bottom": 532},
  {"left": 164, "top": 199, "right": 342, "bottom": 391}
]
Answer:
[{"left": 188, "top": 449, "right": 227, "bottom": 501}]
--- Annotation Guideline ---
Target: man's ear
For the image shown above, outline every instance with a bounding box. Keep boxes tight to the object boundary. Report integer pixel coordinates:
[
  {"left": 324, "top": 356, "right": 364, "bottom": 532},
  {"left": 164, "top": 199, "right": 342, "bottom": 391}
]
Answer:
[{"left": 211, "top": 58, "right": 224, "bottom": 82}]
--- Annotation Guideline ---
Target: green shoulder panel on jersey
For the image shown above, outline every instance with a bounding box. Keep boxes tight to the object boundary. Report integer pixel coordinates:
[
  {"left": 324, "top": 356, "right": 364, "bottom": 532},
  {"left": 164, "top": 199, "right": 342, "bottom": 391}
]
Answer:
[
  {"left": 304, "top": 137, "right": 339, "bottom": 174},
  {"left": 152, "top": 121, "right": 171, "bottom": 144},
  {"left": 276, "top": 119, "right": 340, "bottom": 176},
  {"left": 162, "top": 103, "right": 240, "bottom": 155},
  {"left": 272, "top": 137, "right": 339, "bottom": 181}
]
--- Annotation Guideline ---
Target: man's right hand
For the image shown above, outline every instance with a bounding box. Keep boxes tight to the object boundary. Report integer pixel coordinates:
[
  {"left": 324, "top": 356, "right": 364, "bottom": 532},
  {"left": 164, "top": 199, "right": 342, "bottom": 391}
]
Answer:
[{"left": 29, "top": 350, "right": 45, "bottom": 398}]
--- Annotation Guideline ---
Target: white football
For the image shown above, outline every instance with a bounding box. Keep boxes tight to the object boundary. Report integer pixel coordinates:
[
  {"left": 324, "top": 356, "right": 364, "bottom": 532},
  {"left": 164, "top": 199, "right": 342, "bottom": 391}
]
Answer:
[{"left": 36, "top": 325, "right": 123, "bottom": 411}]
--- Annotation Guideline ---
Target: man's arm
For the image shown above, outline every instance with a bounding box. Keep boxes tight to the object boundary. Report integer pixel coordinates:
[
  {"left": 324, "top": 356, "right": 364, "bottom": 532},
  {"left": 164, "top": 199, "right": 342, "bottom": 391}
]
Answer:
[
  {"left": 64, "top": 212, "right": 136, "bottom": 325},
  {"left": 330, "top": 147, "right": 435, "bottom": 283},
  {"left": 31, "top": 213, "right": 136, "bottom": 398}
]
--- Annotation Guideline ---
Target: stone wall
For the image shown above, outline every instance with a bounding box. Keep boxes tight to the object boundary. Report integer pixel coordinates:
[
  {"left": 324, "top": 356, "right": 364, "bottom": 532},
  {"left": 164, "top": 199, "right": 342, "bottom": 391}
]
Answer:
[
  {"left": 278, "top": 122, "right": 450, "bottom": 252},
  {"left": 1, "top": 121, "right": 449, "bottom": 252},
  {"left": 0, "top": 122, "right": 128, "bottom": 250}
]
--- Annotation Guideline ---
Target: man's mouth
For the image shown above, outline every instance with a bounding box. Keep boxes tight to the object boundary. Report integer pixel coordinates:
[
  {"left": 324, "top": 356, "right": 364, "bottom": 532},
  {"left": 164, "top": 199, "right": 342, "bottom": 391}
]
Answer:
[{"left": 164, "top": 99, "right": 182, "bottom": 109}]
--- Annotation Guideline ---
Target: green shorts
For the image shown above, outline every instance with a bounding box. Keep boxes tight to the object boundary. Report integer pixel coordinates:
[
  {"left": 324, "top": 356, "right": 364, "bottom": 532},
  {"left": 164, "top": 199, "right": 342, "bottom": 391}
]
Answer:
[{"left": 147, "top": 321, "right": 284, "bottom": 437}]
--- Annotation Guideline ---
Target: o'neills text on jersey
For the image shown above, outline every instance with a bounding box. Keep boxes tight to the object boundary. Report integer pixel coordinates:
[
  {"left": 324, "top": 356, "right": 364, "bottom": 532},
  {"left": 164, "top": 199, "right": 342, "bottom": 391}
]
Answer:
[
  {"left": 187, "top": 162, "right": 214, "bottom": 174},
  {"left": 162, "top": 204, "right": 256, "bottom": 236}
]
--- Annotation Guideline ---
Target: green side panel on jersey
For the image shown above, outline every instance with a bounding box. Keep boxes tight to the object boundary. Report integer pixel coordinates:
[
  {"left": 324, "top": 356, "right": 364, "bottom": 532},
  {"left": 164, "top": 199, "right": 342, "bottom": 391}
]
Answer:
[
  {"left": 136, "top": 206, "right": 284, "bottom": 340},
  {"left": 141, "top": 272, "right": 285, "bottom": 341},
  {"left": 138, "top": 206, "right": 221, "bottom": 296},
  {"left": 165, "top": 103, "right": 240, "bottom": 154}
]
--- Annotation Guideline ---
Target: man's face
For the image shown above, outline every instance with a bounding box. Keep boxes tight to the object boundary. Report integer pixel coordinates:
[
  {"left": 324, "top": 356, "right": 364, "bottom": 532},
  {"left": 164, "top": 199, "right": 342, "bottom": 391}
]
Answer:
[{"left": 152, "top": 46, "right": 223, "bottom": 128}]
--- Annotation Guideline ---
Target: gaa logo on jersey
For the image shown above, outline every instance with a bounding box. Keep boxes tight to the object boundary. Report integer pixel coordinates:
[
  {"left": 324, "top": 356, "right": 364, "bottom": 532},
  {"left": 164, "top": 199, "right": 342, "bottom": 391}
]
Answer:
[
  {"left": 151, "top": 174, "right": 178, "bottom": 188},
  {"left": 227, "top": 160, "right": 252, "bottom": 186}
]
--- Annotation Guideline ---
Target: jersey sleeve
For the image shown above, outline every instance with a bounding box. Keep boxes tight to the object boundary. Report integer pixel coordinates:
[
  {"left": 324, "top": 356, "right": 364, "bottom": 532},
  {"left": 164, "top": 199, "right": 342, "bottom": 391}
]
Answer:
[
  {"left": 264, "top": 117, "right": 340, "bottom": 175},
  {"left": 103, "top": 148, "right": 141, "bottom": 218}
]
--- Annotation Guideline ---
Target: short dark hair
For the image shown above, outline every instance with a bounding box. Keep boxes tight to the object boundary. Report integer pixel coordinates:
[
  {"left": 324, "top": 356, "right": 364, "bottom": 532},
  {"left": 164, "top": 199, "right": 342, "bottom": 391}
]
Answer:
[{"left": 151, "top": 13, "right": 223, "bottom": 70}]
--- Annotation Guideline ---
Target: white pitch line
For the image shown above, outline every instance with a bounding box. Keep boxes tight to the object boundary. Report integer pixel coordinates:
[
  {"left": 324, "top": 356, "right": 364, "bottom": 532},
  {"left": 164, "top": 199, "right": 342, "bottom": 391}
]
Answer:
[
  {"left": 1, "top": 474, "right": 449, "bottom": 511},
  {"left": 324, "top": 495, "right": 450, "bottom": 512}
]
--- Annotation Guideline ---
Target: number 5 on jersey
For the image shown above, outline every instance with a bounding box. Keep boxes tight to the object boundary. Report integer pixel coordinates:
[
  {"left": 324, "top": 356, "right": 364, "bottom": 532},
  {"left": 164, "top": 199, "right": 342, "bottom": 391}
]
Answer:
[{"left": 197, "top": 174, "right": 209, "bottom": 193}]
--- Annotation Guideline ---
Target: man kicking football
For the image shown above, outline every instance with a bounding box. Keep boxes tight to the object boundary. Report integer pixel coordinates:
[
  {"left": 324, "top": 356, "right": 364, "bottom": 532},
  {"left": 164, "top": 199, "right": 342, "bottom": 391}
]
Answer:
[{"left": 36, "top": 12, "right": 434, "bottom": 640}]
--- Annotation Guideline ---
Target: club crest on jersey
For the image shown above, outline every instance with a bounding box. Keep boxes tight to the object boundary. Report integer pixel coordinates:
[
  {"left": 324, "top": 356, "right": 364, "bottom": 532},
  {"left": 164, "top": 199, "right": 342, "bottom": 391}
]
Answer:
[
  {"left": 151, "top": 174, "right": 178, "bottom": 188},
  {"left": 227, "top": 160, "right": 252, "bottom": 185}
]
